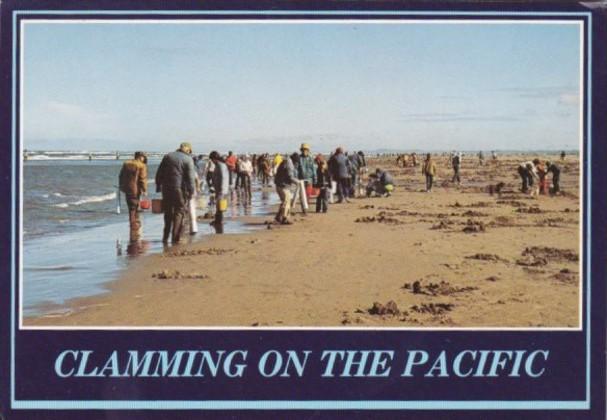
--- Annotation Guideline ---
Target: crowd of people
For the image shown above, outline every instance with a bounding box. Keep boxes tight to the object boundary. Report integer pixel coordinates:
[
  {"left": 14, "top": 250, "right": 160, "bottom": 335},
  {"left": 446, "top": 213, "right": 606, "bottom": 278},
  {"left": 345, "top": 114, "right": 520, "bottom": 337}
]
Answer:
[
  {"left": 118, "top": 143, "right": 566, "bottom": 244},
  {"left": 118, "top": 142, "right": 397, "bottom": 243}
]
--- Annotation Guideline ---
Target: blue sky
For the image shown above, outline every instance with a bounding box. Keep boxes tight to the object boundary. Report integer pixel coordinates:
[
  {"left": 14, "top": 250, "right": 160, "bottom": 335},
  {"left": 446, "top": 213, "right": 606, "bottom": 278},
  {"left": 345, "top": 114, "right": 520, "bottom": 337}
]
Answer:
[{"left": 23, "top": 21, "right": 582, "bottom": 152}]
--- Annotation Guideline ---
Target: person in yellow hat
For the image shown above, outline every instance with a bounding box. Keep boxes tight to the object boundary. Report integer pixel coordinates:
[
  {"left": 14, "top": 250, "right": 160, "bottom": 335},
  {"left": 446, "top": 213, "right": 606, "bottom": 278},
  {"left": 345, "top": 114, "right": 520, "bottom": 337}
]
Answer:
[
  {"left": 272, "top": 153, "right": 283, "bottom": 175},
  {"left": 291, "top": 143, "right": 315, "bottom": 215}
]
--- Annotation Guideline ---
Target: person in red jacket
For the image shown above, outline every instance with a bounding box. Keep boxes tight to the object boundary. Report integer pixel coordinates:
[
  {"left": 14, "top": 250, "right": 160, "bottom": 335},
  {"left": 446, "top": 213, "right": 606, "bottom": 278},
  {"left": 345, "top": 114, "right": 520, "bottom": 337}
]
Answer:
[{"left": 225, "top": 151, "right": 238, "bottom": 189}]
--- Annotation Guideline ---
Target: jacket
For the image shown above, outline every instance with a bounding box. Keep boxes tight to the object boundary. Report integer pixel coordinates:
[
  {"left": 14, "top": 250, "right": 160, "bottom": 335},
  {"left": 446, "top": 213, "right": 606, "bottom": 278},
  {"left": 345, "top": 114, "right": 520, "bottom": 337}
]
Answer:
[
  {"left": 225, "top": 154, "right": 237, "bottom": 172},
  {"left": 520, "top": 161, "right": 538, "bottom": 179},
  {"left": 274, "top": 158, "right": 297, "bottom": 188},
  {"left": 298, "top": 154, "right": 317, "bottom": 184},
  {"left": 155, "top": 150, "right": 197, "bottom": 197},
  {"left": 329, "top": 153, "right": 350, "bottom": 179},
  {"left": 238, "top": 160, "right": 253, "bottom": 175},
  {"left": 314, "top": 164, "right": 331, "bottom": 188},
  {"left": 422, "top": 160, "right": 437, "bottom": 177},
  {"left": 547, "top": 163, "right": 560, "bottom": 176},
  {"left": 119, "top": 159, "right": 148, "bottom": 197},
  {"left": 348, "top": 154, "right": 360, "bottom": 175},
  {"left": 378, "top": 170, "right": 394, "bottom": 185},
  {"left": 212, "top": 161, "right": 230, "bottom": 196}
]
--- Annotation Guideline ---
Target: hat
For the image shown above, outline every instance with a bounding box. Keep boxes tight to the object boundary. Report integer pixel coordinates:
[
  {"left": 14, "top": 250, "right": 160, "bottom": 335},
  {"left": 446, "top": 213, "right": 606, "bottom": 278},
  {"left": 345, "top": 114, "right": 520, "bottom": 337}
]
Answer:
[
  {"left": 300, "top": 143, "right": 310, "bottom": 151},
  {"left": 134, "top": 151, "right": 148, "bottom": 164},
  {"left": 179, "top": 142, "right": 192, "bottom": 153}
]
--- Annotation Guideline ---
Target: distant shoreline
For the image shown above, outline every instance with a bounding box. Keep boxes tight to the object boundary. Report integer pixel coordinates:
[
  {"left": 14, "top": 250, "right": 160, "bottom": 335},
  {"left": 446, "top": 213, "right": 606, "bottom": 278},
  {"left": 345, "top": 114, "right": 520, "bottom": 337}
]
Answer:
[{"left": 23, "top": 149, "right": 581, "bottom": 162}]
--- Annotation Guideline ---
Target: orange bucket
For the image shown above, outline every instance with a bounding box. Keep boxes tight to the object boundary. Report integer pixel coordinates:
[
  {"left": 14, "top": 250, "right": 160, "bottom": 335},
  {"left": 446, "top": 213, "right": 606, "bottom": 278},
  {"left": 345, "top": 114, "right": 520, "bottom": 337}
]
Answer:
[
  {"left": 139, "top": 198, "right": 151, "bottom": 210},
  {"left": 306, "top": 185, "right": 319, "bottom": 198}
]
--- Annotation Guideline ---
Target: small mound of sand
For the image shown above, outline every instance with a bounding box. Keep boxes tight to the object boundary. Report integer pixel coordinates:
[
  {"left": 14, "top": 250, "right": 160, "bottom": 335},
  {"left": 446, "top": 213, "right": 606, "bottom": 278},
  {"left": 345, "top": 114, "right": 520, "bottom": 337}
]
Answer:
[
  {"left": 516, "top": 206, "right": 543, "bottom": 214},
  {"left": 552, "top": 268, "right": 578, "bottom": 283},
  {"left": 522, "top": 246, "right": 579, "bottom": 262},
  {"left": 355, "top": 214, "right": 403, "bottom": 225},
  {"left": 152, "top": 270, "right": 208, "bottom": 280},
  {"left": 411, "top": 302, "right": 454, "bottom": 315},
  {"left": 431, "top": 220, "right": 453, "bottom": 230},
  {"left": 461, "top": 210, "right": 488, "bottom": 217},
  {"left": 165, "top": 248, "right": 235, "bottom": 257},
  {"left": 369, "top": 300, "right": 401, "bottom": 316},
  {"left": 404, "top": 280, "right": 477, "bottom": 296},
  {"left": 462, "top": 219, "right": 485, "bottom": 233},
  {"left": 496, "top": 200, "right": 527, "bottom": 208},
  {"left": 516, "top": 255, "right": 548, "bottom": 267},
  {"left": 466, "top": 253, "right": 507, "bottom": 263}
]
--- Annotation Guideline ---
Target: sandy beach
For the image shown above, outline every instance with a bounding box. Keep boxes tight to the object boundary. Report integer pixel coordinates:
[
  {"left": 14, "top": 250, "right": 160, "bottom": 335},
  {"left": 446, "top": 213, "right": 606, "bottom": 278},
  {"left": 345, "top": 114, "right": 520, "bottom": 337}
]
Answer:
[{"left": 25, "top": 154, "right": 581, "bottom": 328}]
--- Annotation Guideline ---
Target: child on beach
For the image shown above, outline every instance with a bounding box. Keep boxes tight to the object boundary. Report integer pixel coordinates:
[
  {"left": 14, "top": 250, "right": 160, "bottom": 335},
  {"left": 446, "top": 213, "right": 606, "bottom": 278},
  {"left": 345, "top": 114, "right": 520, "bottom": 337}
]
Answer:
[{"left": 314, "top": 155, "right": 330, "bottom": 213}]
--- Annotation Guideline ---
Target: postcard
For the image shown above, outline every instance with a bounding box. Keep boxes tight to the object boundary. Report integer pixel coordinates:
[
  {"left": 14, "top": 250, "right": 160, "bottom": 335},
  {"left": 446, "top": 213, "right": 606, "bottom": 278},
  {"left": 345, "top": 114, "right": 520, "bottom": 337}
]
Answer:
[{"left": 1, "top": 0, "right": 605, "bottom": 418}]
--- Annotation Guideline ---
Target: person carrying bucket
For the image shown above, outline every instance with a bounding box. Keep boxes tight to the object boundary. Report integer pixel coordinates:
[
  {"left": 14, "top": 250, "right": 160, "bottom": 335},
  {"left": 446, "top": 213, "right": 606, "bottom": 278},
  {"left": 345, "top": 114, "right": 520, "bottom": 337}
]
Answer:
[{"left": 118, "top": 151, "right": 148, "bottom": 241}]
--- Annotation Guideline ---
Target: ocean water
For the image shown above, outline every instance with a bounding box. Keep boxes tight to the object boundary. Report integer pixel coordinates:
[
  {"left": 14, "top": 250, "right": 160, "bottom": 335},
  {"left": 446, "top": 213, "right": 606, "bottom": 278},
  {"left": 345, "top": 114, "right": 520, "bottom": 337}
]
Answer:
[{"left": 22, "top": 159, "right": 279, "bottom": 317}]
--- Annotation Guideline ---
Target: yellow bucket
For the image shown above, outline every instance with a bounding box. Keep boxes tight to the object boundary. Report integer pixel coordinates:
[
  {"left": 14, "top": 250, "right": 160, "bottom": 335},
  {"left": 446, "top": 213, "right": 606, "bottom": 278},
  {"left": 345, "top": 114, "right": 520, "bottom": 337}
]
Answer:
[
  {"left": 218, "top": 198, "right": 228, "bottom": 212},
  {"left": 385, "top": 184, "right": 394, "bottom": 192}
]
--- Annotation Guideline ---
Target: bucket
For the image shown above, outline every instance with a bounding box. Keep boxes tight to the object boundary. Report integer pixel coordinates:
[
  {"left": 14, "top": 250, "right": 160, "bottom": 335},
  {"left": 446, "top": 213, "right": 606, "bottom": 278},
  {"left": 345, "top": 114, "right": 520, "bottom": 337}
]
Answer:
[
  {"left": 151, "top": 198, "right": 163, "bottom": 214},
  {"left": 218, "top": 198, "right": 228, "bottom": 212},
  {"left": 539, "top": 179, "right": 549, "bottom": 195},
  {"left": 139, "top": 197, "right": 151, "bottom": 210},
  {"left": 385, "top": 184, "right": 394, "bottom": 192},
  {"left": 305, "top": 185, "right": 319, "bottom": 198}
]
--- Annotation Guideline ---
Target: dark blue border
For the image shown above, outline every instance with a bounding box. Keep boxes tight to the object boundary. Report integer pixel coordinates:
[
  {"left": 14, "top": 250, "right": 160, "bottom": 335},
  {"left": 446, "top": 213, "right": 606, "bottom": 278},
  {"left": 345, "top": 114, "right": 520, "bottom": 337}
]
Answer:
[{"left": 1, "top": 2, "right": 605, "bottom": 418}]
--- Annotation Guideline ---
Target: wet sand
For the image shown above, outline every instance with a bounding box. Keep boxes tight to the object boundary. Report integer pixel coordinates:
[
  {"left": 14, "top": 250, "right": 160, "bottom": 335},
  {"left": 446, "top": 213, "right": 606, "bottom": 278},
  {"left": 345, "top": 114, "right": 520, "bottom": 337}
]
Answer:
[{"left": 25, "top": 154, "right": 581, "bottom": 328}]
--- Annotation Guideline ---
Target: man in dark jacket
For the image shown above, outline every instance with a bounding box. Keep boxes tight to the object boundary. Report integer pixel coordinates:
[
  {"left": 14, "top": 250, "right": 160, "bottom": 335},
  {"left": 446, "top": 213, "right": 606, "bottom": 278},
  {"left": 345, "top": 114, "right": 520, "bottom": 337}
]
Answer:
[
  {"left": 328, "top": 147, "right": 351, "bottom": 203},
  {"left": 546, "top": 161, "right": 561, "bottom": 195},
  {"left": 451, "top": 152, "right": 461, "bottom": 184},
  {"left": 274, "top": 153, "right": 298, "bottom": 224},
  {"left": 348, "top": 152, "right": 361, "bottom": 197},
  {"left": 119, "top": 151, "right": 148, "bottom": 241},
  {"left": 155, "top": 142, "right": 197, "bottom": 243}
]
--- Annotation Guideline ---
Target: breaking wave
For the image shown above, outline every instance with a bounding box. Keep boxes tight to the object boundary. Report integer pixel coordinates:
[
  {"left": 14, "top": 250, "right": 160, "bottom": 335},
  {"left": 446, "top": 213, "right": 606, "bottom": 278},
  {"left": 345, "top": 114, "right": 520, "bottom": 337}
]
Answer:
[{"left": 53, "top": 192, "right": 116, "bottom": 208}]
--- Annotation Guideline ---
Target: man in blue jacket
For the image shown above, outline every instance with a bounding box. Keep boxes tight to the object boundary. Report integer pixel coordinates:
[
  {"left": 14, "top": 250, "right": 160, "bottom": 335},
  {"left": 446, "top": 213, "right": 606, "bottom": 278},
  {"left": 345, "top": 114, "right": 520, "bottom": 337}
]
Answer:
[
  {"left": 155, "top": 142, "right": 197, "bottom": 244},
  {"left": 291, "top": 143, "right": 315, "bottom": 215},
  {"left": 328, "top": 147, "right": 351, "bottom": 203}
]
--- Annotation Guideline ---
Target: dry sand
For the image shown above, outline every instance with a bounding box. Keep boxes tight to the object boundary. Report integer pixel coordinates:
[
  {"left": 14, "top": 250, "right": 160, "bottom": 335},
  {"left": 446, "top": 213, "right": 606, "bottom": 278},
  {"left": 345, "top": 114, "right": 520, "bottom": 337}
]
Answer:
[{"left": 25, "top": 154, "right": 581, "bottom": 328}]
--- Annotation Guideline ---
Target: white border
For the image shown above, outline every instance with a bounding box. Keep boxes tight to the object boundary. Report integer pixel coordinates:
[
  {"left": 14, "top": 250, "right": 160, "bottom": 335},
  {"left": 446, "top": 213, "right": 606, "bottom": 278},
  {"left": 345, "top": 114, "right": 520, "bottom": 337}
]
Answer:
[{"left": 18, "top": 17, "right": 585, "bottom": 332}]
